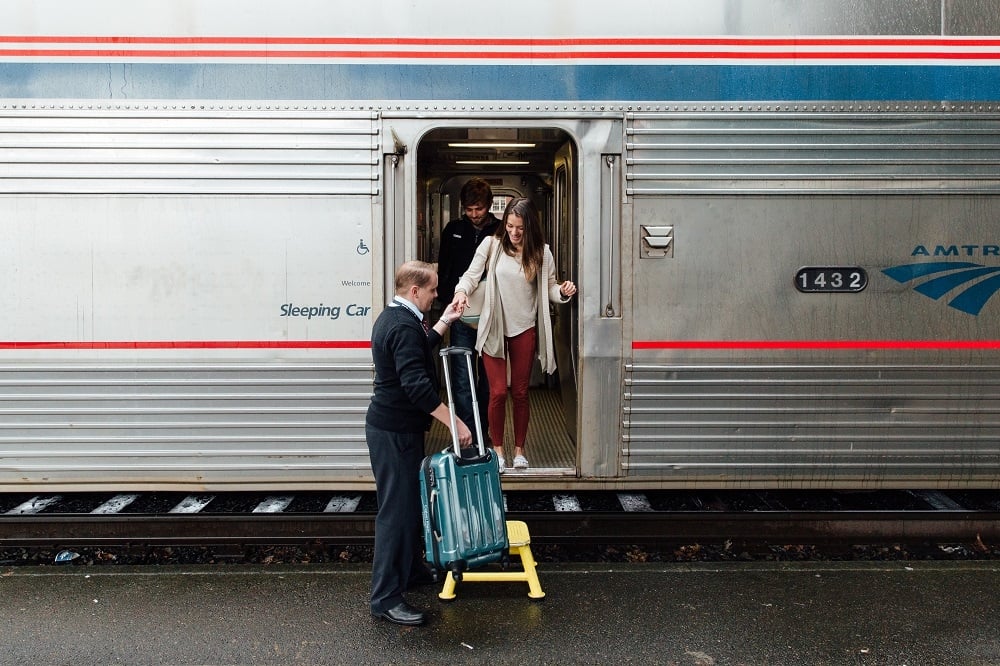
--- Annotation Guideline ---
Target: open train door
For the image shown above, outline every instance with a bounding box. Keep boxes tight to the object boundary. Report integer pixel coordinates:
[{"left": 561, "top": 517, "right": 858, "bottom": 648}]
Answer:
[
  {"left": 575, "top": 118, "right": 624, "bottom": 479},
  {"left": 388, "top": 117, "right": 620, "bottom": 477},
  {"left": 552, "top": 142, "right": 578, "bottom": 442}
]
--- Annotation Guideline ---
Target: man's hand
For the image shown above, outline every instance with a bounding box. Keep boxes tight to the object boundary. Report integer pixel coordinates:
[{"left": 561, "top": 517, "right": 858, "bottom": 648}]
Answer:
[
  {"left": 454, "top": 418, "right": 473, "bottom": 447},
  {"left": 441, "top": 301, "right": 464, "bottom": 324}
]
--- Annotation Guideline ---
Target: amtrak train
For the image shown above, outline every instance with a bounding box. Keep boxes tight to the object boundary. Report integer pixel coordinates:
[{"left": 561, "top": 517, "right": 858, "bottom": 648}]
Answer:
[{"left": 2, "top": 0, "right": 1000, "bottom": 491}]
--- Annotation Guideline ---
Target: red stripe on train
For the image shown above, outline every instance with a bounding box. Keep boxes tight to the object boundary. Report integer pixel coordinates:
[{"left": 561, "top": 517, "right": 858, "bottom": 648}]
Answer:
[
  {"left": 3, "top": 35, "right": 1000, "bottom": 47},
  {"left": 0, "top": 341, "right": 371, "bottom": 349},
  {"left": 633, "top": 340, "right": 1000, "bottom": 349},
  {"left": 1, "top": 48, "right": 999, "bottom": 61}
]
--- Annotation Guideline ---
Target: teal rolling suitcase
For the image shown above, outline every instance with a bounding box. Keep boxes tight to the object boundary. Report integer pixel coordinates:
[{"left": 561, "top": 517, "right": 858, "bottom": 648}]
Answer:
[{"left": 420, "top": 347, "right": 508, "bottom": 577}]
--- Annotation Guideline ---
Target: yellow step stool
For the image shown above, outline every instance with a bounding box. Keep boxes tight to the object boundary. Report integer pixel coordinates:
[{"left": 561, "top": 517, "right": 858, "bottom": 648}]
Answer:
[{"left": 438, "top": 520, "right": 545, "bottom": 600}]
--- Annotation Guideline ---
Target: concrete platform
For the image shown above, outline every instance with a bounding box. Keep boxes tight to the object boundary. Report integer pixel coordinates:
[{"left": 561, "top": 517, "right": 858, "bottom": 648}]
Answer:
[{"left": 2, "top": 560, "right": 998, "bottom": 665}]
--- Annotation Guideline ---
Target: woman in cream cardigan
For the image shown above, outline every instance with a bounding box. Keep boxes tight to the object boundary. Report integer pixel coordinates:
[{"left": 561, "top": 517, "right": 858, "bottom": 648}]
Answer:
[{"left": 451, "top": 197, "right": 577, "bottom": 473}]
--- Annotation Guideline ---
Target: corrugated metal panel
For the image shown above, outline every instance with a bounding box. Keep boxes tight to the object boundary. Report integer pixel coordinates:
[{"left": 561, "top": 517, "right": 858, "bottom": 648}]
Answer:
[
  {"left": 623, "top": 363, "right": 1000, "bottom": 486},
  {"left": 626, "top": 108, "right": 1000, "bottom": 195},
  {"left": 0, "top": 361, "right": 374, "bottom": 488},
  {"left": 0, "top": 104, "right": 380, "bottom": 194}
]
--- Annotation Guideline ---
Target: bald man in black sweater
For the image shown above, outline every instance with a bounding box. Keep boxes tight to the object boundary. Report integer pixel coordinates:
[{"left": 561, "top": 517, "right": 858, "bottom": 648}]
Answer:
[{"left": 366, "top": 260, "right": 471, "bottom": 626}]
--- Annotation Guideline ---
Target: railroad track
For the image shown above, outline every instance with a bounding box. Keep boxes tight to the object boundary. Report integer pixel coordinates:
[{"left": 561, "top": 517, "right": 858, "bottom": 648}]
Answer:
[{"left": 2, "top": 490, "right": 999, "bottom": 552}]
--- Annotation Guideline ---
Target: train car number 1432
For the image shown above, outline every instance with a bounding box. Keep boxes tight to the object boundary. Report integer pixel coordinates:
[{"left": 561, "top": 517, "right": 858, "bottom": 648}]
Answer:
[{"left": 795, "top": 267, "right": 868, "bottom": 293}]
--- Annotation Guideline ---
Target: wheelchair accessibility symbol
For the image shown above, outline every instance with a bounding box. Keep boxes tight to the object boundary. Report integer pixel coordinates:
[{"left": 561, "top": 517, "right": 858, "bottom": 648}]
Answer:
[{"left": 357, "top": 239, "right": 369, "bottom": 255}]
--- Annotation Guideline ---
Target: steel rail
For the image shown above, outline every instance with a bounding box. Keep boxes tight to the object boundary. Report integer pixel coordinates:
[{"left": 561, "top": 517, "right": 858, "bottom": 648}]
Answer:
[{"left": 1, "top": 510, "right": 998, "bottom": 549}]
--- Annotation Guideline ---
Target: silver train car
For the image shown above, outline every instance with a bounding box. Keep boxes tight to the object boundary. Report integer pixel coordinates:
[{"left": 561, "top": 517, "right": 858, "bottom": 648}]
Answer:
[{"left": 2, "top": 0, "right": 1000, "bottom": 491}]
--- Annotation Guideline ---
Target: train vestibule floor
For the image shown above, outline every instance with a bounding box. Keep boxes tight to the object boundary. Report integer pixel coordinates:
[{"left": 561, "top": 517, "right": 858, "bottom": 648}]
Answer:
[{"left": 426, "top": 386, "right": 576, "bottom": 474}]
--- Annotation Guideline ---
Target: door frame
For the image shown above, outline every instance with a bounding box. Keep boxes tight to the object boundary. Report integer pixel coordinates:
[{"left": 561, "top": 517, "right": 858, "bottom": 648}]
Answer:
[{"left": 380, "top": 114, "right": 624, "bottom": 478}]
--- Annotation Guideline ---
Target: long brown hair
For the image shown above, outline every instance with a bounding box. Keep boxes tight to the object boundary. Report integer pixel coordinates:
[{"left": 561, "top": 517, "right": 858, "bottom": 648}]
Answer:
[{"left": 496, "top": 197, "right": 544, "bottom": 281}]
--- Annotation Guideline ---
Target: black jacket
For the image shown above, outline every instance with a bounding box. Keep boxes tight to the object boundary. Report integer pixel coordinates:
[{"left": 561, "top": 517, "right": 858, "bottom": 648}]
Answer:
[
  {"left": 366, "top": 304, "right": 443, "bottom": 433},
  {"left": 436, "top": 213, "right": 501, "bottom": 305}
]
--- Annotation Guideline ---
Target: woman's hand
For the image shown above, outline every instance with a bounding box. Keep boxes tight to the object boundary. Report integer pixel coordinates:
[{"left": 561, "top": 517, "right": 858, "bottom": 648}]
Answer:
[
  {"left": 559, "top": 280, "right": 577, "bottom": 298},
  {"left": 451, "top": 290, "right": 469, "bottom": 311}
]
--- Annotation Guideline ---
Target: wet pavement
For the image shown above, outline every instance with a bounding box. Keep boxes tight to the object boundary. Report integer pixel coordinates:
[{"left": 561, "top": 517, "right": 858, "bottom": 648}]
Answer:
[{"left": 2, "top": 560, "right": 998, "bottom": 665}]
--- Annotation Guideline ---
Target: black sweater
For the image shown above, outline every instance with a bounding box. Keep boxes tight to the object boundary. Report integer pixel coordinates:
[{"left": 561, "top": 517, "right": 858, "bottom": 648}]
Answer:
[
  {"left": 366, "top": 305, "right": 443, "bottom": 433},
  {"left": 436, "top": 213, "right": 500, "bottom": 305}
]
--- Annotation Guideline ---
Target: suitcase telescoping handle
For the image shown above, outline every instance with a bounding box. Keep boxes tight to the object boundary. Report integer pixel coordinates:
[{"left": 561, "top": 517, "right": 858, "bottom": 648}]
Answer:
[{"left": 439, "top": 346, "right": 487, "bottom": 458}]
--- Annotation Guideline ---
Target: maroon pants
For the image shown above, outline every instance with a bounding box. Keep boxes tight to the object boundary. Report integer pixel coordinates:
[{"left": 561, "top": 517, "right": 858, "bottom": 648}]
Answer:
[{"left": 482, "top": 327, "right": 537, "bottom": 450}]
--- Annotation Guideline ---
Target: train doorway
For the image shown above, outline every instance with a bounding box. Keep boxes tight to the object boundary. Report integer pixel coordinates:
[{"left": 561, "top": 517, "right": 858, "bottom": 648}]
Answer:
[{"left": 415, "top": 126, "right": 579, "bottom": 475}]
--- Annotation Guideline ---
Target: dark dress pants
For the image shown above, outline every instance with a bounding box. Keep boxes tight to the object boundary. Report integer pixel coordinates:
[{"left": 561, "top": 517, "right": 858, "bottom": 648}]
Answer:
[
  {"left": 366, "top": 424, "right": 425, "bottom": 615},
  {"left": 447, "top": 320, "right": 490, "bottom": 451}
]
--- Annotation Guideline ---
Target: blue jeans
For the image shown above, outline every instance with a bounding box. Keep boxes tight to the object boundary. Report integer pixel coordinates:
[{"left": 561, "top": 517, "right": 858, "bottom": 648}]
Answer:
[{"left": 447, "top": 320, "right": 491, "bottom": 450}]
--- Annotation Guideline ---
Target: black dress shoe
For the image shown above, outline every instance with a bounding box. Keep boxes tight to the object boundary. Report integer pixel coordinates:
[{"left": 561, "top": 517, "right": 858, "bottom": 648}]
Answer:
[{"left": 374, "top": 602, "right": 425, "bottom": 626}]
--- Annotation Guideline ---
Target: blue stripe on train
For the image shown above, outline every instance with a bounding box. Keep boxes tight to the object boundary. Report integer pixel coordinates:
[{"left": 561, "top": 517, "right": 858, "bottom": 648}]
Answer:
[{"left": 2, "top": 63, "right": 1000, "bottom": 101}]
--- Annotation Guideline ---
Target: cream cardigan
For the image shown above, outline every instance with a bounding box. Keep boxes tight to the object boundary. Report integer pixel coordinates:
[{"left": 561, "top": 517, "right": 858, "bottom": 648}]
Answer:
[{"left": 455, "top": 236, "right": 569, "bottom": 374}]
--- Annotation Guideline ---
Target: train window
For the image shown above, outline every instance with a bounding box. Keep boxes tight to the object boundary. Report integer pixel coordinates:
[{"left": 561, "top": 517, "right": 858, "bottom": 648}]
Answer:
[{"left": 491, "top": 195, "right": 512, "bottom": 215}]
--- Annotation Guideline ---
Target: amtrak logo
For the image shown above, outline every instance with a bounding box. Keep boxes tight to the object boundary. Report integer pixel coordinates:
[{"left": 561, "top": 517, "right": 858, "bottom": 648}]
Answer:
[{"left": 883, "top": 262, "right": 1000, "bottom": 316}]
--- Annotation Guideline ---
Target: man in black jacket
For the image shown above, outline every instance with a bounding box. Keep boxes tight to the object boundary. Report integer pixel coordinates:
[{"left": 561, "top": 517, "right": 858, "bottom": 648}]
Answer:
[
  {"left": 436, "top": 177, "right": 501, "bottom": 450},
  {"left": 366, "top": 260, "right": 471, "bottom": 626}
]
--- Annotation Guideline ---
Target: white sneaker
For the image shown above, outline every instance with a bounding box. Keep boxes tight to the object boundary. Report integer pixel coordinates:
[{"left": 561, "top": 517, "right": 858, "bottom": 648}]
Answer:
[
  {"left": 513, "top": 455, "right": 529, "bottom": 470},
  {"left": 495, "top": 454, "right": 506, "bottom": 474}
]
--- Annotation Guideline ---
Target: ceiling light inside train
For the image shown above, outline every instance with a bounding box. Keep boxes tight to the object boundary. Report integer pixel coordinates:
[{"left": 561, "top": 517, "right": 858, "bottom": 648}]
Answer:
[
  {"left": 448, "top": 142, "right": 536, "bottom": 148},
  {"left": 455, "top": 160, "right": 530, "bottom": 165}
]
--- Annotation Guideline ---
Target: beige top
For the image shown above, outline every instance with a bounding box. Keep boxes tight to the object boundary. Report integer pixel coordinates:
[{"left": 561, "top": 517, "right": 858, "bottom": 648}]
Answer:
[
  {"left": 493, "top": 251, "right": 537, "bottom": 337},
  {"left": 455, "top": 236, "right": 569, "bottom": 374}
]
